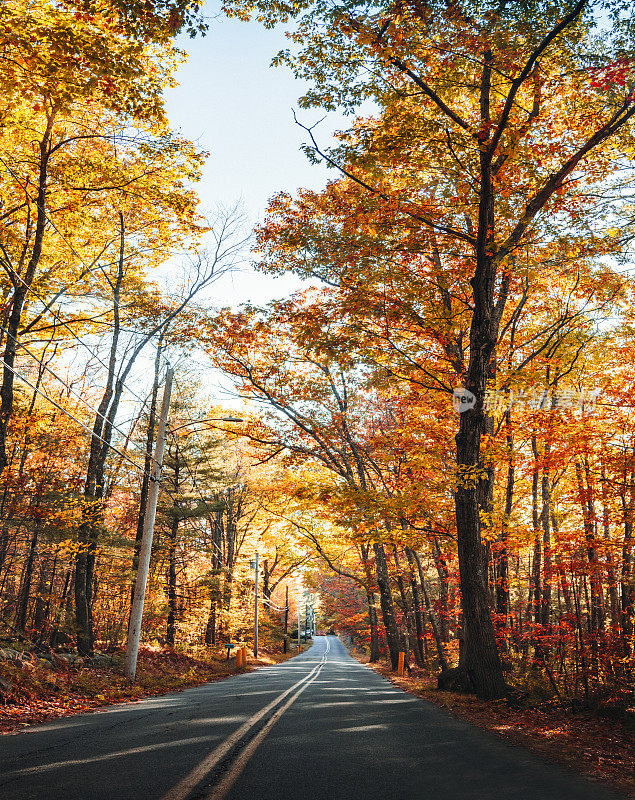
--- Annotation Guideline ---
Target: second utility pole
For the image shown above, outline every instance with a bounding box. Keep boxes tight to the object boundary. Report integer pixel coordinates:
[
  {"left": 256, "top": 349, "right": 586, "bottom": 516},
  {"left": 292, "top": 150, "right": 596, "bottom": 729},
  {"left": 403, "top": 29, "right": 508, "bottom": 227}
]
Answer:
[
  {"left": 124, "top": 367, "right": 174, "bottom": 680},
  {"left": 283, "top": 584, "right": 289, "bottom": 653},
  {"left": 253, "top": 550, "right": 259, "bottom": 657}
]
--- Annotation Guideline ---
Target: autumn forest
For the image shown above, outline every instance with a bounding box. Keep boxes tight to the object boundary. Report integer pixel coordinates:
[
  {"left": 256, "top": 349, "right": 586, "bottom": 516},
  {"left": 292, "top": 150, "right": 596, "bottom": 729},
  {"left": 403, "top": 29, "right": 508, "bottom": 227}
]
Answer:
[{"left": 1, "top": 0, "right": 635, "bottom": 760}]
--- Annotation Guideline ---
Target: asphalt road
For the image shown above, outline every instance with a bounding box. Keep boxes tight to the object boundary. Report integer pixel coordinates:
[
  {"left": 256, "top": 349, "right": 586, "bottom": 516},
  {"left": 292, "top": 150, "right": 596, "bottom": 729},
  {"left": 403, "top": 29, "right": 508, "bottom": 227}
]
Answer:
[{"left": 0, "top": 636, "right": 626, "bottom": 800}]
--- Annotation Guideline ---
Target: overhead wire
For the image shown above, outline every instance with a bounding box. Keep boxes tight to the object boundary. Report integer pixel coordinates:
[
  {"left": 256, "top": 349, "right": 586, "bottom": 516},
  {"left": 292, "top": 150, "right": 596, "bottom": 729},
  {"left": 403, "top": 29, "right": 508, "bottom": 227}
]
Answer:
[
  {"left": 0, "top": 321, "right": 160, "bottom": 467},
  {"left": 0, "top": 161, "right": 261, "bottom": 592},
  {"left": 0, "top": 359, "right": 230, "bottom": 566},
  {"left": 0, "top": 357, "right": 152, "bottom": 478},
  {"left": 2, "top": 261, "right": 158, "bottom": 410},
  {"left": 0, "top": 154, "right": 135, "bottom": 315},
  {"left": 0, "top": 156, "right": 165, "bottom": 412}
]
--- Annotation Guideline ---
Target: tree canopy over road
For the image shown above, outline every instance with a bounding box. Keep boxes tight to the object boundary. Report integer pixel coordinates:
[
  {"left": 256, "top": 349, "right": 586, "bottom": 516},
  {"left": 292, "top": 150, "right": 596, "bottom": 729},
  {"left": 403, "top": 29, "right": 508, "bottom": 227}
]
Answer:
[{"left": 0, "top": 1, "right": 634, "bottom": 756}]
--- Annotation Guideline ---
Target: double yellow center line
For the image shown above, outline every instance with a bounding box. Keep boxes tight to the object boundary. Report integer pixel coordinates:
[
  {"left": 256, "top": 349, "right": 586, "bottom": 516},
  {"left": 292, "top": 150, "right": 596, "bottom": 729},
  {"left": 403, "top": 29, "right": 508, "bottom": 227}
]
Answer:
[{"left": 160, "top": 639, "right": 330, "bottom": 800}]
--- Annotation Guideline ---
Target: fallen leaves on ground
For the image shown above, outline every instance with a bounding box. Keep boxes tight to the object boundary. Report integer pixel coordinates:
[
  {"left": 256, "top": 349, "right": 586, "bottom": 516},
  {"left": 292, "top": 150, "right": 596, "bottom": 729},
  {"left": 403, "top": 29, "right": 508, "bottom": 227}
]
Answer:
[{"left": 0, "top": 645, "right": 297, "bottom": 734}]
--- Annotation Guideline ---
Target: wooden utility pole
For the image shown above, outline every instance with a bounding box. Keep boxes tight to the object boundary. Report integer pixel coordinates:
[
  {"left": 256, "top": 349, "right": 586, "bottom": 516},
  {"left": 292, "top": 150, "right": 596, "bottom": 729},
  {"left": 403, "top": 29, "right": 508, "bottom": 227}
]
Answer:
[
  {"left": 297, "top": 588, "right": 301, "bottom": 652},
  {"left": 253, "top": 550, "right": 259, "bottom": 657},
  {"left": 124, "top": 367, "right": 174, "bottom": 680},
  {"left": 283, "top": 584, "right": 289, "bottom": 653}
]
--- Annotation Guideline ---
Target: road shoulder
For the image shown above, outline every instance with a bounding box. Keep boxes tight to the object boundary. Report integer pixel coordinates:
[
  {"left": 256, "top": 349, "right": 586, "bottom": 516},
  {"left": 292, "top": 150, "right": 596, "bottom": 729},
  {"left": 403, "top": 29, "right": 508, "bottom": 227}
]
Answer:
[{"left": 350, "top": 651, "right": 634, "bottom": 799}]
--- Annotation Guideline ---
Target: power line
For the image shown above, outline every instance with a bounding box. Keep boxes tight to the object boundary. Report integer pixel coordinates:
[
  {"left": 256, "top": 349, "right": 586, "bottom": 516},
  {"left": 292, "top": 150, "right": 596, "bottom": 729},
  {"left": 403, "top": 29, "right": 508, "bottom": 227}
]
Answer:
[
  {"left": 0, "top": 153, "right": 164, "bottom": 413},
  {"left": 1, "top": 357, "right": 151, "bottom": 478},
  {"left": 0, "top": 360, "right": 205, "bottom": 526},
  {"left": 1, "top": 262, "right": 157, "bottom": 411},
  {"left": 0, "top": 322, "right": 160, "bottom": 467},
  {"left": 0, "top": 155, "right": 128, "bottom": 310},
  {"left": 0, "top": 359, "right": 245, "bottom": 594},
  {"left": 2, "top": 353, "right": 287, "bottom": 609}
]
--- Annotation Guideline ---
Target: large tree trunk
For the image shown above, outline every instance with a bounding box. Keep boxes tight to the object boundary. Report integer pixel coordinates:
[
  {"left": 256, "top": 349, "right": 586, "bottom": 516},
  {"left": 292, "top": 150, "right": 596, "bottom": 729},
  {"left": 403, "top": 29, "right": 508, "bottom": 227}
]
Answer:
[
  {"left": 75, "top": 216, "right": 126, "bottom": 655},
  {"left": 454, "top": 160, "right": 508, "bottom": 696},
  {"left": 455, "top": 402, "right": 507, "bottom": 697},
  {"left": 373, "top": 541, "right": 401, "bottom": 669}
]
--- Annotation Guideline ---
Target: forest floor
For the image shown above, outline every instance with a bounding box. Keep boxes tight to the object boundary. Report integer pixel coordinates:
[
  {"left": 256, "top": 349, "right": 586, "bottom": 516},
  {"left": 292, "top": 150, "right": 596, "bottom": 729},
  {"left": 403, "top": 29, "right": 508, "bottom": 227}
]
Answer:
[
  {"left": 350, "top": 652, "right": 634, "bottom": 798},
  {"left": 0, "top": 644, "right": 300, "bottom": 735}
]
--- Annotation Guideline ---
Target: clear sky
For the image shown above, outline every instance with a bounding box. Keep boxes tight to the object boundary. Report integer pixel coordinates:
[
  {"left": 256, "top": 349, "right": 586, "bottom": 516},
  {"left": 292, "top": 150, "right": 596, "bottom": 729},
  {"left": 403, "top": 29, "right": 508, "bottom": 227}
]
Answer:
[
  {"left": 161, "top": 7, "right": 357, "bottom": 401},
  {"left": 163, "top": 10, "right": 346, "bottom": 309}
]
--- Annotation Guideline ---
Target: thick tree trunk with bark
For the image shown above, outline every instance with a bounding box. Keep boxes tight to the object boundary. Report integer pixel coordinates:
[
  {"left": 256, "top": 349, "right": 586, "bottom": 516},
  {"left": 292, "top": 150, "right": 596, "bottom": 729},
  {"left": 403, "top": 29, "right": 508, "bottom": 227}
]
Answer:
[
  {"left": 453, "top": 127, "right": 508, "bottom": 696},
  {"left": 373, "top": 541, "right": 401, "bottom": 669},
  {"left": 455, "top": 417, "right": 507, "bottom": 696}
]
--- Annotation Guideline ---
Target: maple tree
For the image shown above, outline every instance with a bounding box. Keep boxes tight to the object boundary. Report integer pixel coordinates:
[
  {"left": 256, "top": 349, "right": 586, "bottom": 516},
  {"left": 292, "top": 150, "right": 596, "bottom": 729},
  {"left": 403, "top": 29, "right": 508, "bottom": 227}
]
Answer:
[{"left": 217, "top": 0, "right": 635, "bottom": 697}]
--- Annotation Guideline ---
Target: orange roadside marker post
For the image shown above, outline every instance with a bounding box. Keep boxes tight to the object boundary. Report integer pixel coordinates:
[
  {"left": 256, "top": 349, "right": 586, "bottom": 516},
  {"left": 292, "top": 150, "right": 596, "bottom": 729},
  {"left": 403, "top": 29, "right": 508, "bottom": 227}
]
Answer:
[
  {"left": 236, "top": 648, "right": 243, "bottom": 669},
  {"left": 241, "top": 646, "right": 247, "bottom": 665},
  {"left": 397, "top": 652, "right": 404, "bottom": 676}
]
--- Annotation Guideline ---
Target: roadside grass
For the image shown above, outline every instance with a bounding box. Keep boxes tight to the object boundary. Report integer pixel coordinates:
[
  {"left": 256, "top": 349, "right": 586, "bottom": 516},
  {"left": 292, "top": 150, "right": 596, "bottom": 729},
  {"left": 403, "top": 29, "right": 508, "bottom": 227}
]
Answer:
[
  {"left": 0, "top": 643, "right": 298, "bottom": 734},
  {"left": 349, "top": 650, "right": 634, "bottom": 799}
]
